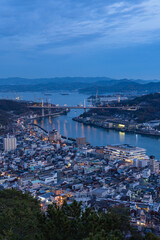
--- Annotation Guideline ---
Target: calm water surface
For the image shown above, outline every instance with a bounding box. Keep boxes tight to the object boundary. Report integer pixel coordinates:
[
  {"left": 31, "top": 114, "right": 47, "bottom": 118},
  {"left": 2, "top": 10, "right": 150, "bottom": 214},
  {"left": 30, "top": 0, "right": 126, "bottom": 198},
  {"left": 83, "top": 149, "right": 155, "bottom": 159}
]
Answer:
[{"left": 1, "top": 91, "right": 160, "bottom": 158}]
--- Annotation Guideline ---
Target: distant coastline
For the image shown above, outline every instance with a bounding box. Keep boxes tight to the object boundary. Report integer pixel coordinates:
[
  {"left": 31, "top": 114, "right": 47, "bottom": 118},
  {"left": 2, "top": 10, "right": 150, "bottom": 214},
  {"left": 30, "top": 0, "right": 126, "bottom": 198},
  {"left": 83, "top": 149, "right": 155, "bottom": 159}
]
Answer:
[{"left": 1, "top": 77, "right": 160, "bottom": 94}]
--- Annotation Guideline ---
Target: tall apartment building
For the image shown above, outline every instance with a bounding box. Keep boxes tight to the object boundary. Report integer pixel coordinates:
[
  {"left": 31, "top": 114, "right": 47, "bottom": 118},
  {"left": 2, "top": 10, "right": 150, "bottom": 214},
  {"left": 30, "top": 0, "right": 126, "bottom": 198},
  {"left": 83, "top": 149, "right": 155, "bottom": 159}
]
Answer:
[
  {"left": 153, "top": 160, "right": 160, "bottom": 174},
  {"left": 150, "top": 157, "right": 160, "bottom": 174},
  {"left": 3, "top": 135, "right": 17, "bottom": 152}
]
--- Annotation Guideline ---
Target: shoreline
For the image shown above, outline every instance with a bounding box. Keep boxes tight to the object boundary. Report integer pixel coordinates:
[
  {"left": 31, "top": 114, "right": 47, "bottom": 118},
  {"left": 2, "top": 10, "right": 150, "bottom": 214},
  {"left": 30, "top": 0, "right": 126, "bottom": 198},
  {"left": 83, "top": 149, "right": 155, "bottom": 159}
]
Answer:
[
  {"left": 73, "top": 117, "right": 160, "bottom": 138},
  {"left": 23, "top": 109, "right": 69, "bottom": 122}
]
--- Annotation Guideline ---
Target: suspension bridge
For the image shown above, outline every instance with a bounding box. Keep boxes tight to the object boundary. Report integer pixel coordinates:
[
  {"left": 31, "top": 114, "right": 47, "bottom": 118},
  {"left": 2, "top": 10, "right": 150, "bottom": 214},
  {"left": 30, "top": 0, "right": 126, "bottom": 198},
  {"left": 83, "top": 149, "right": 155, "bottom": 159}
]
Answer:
[{"left": 28, "top": 101, "right": 138, "bottom": 117}]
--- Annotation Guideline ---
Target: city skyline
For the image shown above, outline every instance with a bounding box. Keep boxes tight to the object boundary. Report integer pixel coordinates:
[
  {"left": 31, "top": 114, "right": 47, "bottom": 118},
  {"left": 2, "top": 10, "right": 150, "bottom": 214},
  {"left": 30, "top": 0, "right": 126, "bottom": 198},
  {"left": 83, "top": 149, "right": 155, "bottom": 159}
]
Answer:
[{"left": 0, "top": 0, "right": 160, "bottom": 79}]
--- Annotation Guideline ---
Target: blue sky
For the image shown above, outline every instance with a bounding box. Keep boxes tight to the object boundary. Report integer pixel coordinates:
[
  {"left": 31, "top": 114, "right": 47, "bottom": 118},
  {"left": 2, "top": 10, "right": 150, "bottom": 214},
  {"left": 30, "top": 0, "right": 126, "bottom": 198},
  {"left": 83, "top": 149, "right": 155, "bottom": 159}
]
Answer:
[{"left": 0, "top": 0, "right": 160, "bottom": 79}]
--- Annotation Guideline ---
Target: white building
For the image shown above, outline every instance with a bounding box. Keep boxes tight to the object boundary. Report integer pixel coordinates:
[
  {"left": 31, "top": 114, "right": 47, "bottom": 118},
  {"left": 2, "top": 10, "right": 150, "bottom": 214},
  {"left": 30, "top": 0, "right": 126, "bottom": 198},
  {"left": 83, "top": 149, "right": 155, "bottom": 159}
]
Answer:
[
  {"left": 133, "top": 158, "right": 148, "bottom": 168},
  {"left": 3, "top": 135, "right": 17, "bottom": 152},
  {"left": 150, "top": 157, "right": 160, "bottom": 175},
  {"left": 41, "top": 172, "right": 58, "bottom": 184},
  {"left": 142, "top": 169, "right": 151, "bottom": 179},
  {"left": 153, "top": 160, "right": 159, "bottom": 175},
  {"left": 105, "top": 144, "right": 149, "bottom": 164}
]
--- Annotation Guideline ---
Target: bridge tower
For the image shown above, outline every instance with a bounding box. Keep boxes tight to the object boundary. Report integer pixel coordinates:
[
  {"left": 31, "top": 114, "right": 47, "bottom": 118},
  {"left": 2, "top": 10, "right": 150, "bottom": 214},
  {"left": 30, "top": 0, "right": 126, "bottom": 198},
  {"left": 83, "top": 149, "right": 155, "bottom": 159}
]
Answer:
[
  {"left": 48, "top": 102, "right": 51, "bottom": 115},
  {"left": 42, "top": 99, "right": 44, "bottom": 117},
  {"left": 84, "top": 99, "right": 86, "bottom": 113}
]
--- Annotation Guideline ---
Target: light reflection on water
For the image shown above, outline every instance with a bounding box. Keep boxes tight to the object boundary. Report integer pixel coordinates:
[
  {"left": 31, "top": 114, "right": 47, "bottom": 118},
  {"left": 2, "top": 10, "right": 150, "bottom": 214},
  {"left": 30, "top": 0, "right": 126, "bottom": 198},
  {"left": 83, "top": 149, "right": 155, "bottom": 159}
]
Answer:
[
  {"left": 119, "top": 131, "right": 125, "bottom": 141},
  {"left": 38, "top": 112, "right": 160, "bottom": 158},
  {"left": 2, "top": 91, "right": 160, "bottom": 158}
]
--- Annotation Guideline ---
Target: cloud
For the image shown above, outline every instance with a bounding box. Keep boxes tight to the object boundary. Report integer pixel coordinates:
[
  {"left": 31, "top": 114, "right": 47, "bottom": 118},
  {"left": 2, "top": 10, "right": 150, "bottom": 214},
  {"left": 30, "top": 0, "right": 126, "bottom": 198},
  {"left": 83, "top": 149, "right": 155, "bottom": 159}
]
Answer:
[{"left": 0, "top": 0, "right": 160, "bottom": 54}]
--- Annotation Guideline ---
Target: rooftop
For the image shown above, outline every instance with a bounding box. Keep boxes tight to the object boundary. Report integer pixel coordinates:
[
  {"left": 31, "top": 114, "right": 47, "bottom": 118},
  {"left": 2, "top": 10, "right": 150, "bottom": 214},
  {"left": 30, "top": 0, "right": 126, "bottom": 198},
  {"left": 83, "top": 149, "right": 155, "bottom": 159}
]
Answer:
[{"left": 107, "top": 144, "right": 145, "bottom": 151}]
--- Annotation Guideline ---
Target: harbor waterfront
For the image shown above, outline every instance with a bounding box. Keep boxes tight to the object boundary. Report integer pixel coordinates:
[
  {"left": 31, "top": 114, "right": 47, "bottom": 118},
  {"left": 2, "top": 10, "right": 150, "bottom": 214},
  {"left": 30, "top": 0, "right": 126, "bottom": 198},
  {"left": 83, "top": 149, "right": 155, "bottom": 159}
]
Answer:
[
  {"left": 37, "top": 109, "right": 160, "bottom": 158},
  {"left": 1, "top": 91, "right": 160, "bottom": 158}
]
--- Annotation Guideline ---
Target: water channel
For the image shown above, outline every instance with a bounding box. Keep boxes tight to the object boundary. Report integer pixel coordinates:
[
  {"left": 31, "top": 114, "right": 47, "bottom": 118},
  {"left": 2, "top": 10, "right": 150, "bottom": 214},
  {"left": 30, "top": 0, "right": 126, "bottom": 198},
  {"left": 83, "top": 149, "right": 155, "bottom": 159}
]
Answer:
[{"left": 1, "top": 91, "right": 160, "bottom": 158}]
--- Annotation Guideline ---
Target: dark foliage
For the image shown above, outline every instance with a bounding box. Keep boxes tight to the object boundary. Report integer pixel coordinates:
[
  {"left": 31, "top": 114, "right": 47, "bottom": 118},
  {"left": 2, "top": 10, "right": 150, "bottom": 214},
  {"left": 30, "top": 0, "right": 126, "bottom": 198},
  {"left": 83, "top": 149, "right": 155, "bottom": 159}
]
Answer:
[
  {"left": 82, "top": 93, "right": 160, "bottom": 123},
  {"left": 0, "top": 190, "right": 159, "bottom": 240}
]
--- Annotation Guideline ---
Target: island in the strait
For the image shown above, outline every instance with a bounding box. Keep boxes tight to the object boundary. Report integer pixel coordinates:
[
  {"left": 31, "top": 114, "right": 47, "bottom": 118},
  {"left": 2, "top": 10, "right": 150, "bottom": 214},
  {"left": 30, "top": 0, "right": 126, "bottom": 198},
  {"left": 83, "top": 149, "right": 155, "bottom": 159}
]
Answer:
[{"left": 73, "top": 93, "right": 160, "bottom": 136}]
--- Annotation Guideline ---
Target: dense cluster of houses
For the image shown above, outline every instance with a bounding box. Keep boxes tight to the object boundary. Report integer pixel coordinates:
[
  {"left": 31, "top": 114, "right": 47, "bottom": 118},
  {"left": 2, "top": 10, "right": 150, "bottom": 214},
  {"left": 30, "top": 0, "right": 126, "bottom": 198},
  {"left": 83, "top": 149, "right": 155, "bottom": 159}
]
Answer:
[{"left": 0, "top": 119, "right": 160, "bottom": 235}]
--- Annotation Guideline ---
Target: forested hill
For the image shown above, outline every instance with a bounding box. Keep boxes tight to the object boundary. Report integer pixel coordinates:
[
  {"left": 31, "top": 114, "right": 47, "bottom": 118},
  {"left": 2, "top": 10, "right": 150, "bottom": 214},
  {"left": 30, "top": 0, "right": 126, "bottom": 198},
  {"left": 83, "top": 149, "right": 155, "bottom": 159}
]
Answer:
[
  {"left": 84, "top": 93, "right": 160, "bottom": 123},
  {"left": 1, "top": 77, "right": 160, "bottom": 94},
  {"left": 120, "top": 93, "right": 160, "bottom": 123},
  {"left": 0, "top": 100, "right": 35, "bottom": 128},
  {"left": 0, "top": 99, "right": 29, "bottom": 114}
]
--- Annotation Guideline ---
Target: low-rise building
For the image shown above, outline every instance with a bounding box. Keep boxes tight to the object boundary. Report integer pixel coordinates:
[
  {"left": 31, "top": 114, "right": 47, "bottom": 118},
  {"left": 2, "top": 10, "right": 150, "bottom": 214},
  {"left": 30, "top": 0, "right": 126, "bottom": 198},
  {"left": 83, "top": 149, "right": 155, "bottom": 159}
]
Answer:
[{"left": 105, "top": 144, "right": 149, "bottom": 164}]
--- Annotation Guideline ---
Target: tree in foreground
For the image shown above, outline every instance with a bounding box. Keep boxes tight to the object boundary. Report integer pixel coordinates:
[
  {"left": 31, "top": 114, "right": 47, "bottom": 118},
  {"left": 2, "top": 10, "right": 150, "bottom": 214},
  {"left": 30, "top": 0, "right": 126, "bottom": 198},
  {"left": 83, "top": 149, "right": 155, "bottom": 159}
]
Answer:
[
  {"left": 0, "top": 190, "right": 159, "bottom": 240},
  {"left": 0, "top": 189, "right": 44, "bottom": 240}
]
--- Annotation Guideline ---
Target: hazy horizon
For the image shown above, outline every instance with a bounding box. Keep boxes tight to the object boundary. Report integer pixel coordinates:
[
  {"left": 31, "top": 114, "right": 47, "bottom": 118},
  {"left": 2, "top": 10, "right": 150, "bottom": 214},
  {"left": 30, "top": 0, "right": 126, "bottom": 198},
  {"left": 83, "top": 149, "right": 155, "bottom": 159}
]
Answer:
[{"left": 0, "top": 76, "right": 160, "bottom": 82}]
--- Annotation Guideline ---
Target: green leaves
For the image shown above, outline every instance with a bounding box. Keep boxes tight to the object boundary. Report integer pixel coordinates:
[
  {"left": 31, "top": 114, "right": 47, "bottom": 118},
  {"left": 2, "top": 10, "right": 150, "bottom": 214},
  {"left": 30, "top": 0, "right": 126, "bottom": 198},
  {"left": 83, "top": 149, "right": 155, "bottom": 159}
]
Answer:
[
  {"left": 0, "top": 190, "right": 158, "bottom": 240},
  {"left": 145, "top": 233, "right": 160, "bottom": 240},
  {"left": 83, "top": 230, "right": 124, "bottom": 240},
  {"left": 0, "top": 189, "right": 44, "bottom": 240}
]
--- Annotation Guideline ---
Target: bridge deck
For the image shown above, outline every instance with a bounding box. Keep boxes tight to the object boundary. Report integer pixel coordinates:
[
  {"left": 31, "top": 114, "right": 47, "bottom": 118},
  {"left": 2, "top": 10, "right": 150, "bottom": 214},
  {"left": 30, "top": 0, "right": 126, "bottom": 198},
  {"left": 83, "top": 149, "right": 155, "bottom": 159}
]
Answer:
[
  {"left": 29, "top": 105, "right": 138, "bottom": 110},
  {"left": 29, "top": 106, "right": 131, "bottom": 109}
]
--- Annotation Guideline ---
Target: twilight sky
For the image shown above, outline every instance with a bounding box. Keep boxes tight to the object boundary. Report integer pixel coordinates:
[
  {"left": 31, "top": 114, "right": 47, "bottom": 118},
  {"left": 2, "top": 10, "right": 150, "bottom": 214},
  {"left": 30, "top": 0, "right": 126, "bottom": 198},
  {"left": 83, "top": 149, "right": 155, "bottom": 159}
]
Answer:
[{"left": 0, "top": 0, "right": 160, "bottom": 79}]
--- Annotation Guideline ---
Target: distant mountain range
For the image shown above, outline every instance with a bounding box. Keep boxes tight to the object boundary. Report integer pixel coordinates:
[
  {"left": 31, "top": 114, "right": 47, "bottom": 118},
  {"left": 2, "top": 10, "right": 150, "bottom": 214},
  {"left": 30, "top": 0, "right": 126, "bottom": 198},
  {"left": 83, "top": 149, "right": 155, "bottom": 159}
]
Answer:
[{"left": 0, "top": 77, "right": 160, "bottom": 94}]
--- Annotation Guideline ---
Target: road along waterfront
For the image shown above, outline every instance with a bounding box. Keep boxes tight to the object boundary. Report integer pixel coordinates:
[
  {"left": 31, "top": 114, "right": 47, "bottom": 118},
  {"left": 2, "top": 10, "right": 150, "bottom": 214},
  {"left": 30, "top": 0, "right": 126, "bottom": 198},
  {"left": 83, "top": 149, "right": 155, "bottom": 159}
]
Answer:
[{"left": 1, "top": 91, "right": 160, "bottom": 158}]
